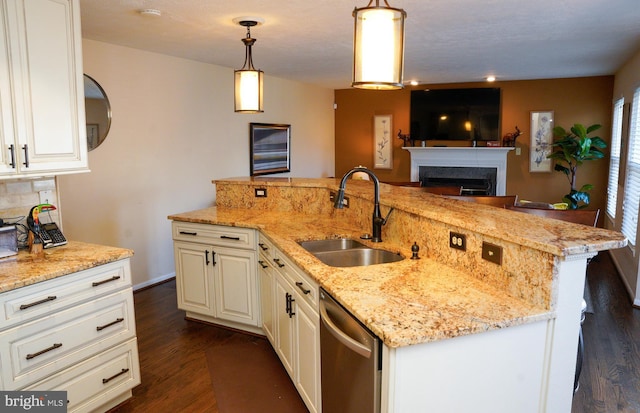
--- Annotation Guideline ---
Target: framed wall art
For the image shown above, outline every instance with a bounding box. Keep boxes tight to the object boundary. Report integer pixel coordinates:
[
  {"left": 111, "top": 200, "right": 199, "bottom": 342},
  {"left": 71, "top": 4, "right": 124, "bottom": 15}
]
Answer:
[
  {"left": 250, "top": 123, "right": 291, "bottom": 176},
  {"left": 373, "top": 114, "right": 393, "bottom": 169},
  {"left": 529, "top": 111, "right": 554, "bottom": 172}
]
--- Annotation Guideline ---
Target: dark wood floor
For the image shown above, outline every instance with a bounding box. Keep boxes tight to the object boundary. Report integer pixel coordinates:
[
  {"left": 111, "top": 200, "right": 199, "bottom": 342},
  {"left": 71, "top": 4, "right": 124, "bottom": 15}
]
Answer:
[
  {"left": 572, "top": 252, "right": 640, "bottom": 413},
  {"left": 110, "top": 251, "right": 640, "bottom": 412}
]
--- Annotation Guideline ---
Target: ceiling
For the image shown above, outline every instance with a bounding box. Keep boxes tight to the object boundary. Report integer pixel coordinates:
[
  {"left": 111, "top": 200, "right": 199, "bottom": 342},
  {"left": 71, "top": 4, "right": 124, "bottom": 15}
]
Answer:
[{"left": 79, "top": 0, "right": 640, "bottom": 90}]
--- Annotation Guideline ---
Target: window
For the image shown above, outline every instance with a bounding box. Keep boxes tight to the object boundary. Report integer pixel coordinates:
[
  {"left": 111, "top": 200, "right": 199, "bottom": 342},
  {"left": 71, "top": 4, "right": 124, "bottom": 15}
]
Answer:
[
  {"left": 621, "top": 88, "right": 640, "bottom": 246},
  {"left": 607, "top": 98, "right": 624, "bottom": 219}
]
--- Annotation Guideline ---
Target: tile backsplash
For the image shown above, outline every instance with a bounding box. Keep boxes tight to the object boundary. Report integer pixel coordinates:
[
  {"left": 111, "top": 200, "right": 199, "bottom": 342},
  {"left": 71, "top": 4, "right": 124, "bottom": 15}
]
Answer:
[{"left": 0, "top": 178, "right": 60, "bottom": 248}]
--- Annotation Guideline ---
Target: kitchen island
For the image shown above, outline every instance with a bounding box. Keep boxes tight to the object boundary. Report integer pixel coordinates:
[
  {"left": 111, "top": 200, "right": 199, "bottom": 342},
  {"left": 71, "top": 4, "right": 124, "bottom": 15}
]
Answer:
[
  {"left": 0, "top": 241, "right": 141, "bottom": 413},
  {"left": 170, "top": 177, "right": 626, "bottom": 413}
]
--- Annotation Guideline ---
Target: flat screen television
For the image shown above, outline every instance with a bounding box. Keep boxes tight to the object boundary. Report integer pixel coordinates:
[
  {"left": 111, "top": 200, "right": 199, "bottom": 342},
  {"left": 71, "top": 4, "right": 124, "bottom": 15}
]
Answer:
[{"left": 410, "top": 88, "right": 501, "bottom": 141}]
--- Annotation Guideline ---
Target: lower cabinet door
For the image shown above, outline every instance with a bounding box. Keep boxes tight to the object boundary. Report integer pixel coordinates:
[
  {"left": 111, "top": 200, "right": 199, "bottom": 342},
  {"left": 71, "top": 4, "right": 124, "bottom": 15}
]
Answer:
[
  {"left": 173, "top": 241, "right": 215, "bottom": 316},
  {"left": 274, "top": 276, "right": 295, "bottom": 377},
  {"left": 259, "top": 259, "right": 276, "bottom": 345},
  {"left": 213, "top": 246, "right": 259, "bottom": 326},
  {"left": 295, "top": 296, "right": 321, "bottom": 413},
  {"left": 26, "top": 338, "right": 140, "bottom": 413}
]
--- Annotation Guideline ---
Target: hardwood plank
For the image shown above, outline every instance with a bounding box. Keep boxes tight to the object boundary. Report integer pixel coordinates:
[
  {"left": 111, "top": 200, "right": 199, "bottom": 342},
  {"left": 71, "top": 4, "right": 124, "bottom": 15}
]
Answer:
[{"left": 572, "top": 252, "right": 640, "bottom": 413}]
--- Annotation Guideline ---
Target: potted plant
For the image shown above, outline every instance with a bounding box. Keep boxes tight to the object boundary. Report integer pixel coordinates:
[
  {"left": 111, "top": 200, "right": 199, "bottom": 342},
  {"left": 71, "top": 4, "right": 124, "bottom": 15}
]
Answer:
[{"left": 547, "top": 123, "right": 607, "bottom": 209}]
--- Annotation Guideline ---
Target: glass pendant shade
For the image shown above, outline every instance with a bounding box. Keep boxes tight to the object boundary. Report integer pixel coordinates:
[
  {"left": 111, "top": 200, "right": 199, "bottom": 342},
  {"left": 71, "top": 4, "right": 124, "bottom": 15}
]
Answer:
[
  {"left": 234, "top": 68, "right": 263, "bottom": 113},
  {"left": 352, "top": 1, "right": 406, "bottom": 90},
  {"left": 234, "top": 20, "right": 264, "bottom": 113}
]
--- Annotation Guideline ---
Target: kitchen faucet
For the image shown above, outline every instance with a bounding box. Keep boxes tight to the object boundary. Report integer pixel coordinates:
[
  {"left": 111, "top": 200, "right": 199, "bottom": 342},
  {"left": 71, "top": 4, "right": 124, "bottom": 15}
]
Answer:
[{"left": 334, "top": 166, "right": 394, "bottom": 242}]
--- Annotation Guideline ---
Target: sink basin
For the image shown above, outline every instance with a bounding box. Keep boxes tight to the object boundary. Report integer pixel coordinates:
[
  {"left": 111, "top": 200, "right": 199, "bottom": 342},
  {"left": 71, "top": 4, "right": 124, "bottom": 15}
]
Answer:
[
  {"left": 311, "top": 248, "right": 404, "bottom": 267},
  {"left": 298, "top": 238, "right": 403, "bottom": 267},
  {"left": 298, "top": 238, "right": 367, "bottom": 253}
]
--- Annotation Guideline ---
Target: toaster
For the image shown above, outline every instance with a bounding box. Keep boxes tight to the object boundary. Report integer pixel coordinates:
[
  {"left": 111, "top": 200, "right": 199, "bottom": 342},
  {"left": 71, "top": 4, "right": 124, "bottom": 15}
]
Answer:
[{"left": 0, "top": 225, "right": 18, "bottom": 259}]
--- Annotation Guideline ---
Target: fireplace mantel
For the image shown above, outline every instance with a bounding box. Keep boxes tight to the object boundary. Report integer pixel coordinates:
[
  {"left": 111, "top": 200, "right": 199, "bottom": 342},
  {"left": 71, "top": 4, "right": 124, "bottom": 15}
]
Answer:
[{"left": 403, "top": 147, "right": 514, "bottom": 195}]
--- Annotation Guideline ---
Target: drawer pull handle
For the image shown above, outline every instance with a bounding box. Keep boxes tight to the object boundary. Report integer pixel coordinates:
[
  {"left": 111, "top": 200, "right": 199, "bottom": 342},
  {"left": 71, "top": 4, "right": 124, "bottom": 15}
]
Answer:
[
  {"left": 26, "top": 343, "right": 62, "bottom": 360},
  {"left": 258, "top": 243, "right": 268, "bottom": 251},
  {"left": 220, "top": 235, "right": 241, "bottom": 241},
  {"left": 295, "top": 282, "right": 311, "bottom": 295},
  {"left": 273, "top": 258, "right": 285, "bottom": 268},
  {"left": 92, "top": 276, "right": 121, "bottom": 287},
  {"left": 19, "top": 296, "right": 57, "bottom": 310},
  {"left": 179, "top": 231, "right": 197, "bottom": 236},
  {"left": 97, "top": 318, "right": 124, "bottom": 331},
  {"left": 258, "top": 260, "right": 268, "bottom": 269},
  {"left": 102, "top": 368, "right": 130, "bottom": 384}
]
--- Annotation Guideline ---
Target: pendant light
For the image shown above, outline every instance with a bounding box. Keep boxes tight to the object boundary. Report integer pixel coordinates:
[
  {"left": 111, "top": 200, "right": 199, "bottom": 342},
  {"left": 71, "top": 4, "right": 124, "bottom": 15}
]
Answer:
[
  {"left": 352, "top": 0, "right": 406, "bottom": 90},
  {"left": 234, "top": 18, "right": 264, "bottom": 113}
]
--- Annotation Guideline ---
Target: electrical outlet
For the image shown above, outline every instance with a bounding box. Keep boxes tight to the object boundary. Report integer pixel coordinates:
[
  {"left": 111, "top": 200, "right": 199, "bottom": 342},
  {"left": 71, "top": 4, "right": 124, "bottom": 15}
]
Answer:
[
  {"left": 482, "top": 242, "right": 503, "bottom": 265},
  {"left": 449, "top": 232, "right": 466, "bottom": 251},
  {"left": 254, "top": 188, "right": 267, "bottom": 198},
  {"left": 329, "top": 192, "right": 349, "bottom": 208}
]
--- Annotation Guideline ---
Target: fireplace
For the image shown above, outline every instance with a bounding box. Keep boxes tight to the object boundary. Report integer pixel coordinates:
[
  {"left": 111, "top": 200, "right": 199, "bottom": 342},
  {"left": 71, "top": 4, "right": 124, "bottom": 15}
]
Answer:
[
  {"left": 420, "top": 166, "right": 497, "bottom": 195},
  {"left": 404, "top": 147, "right": 513, "bottom": 195}
]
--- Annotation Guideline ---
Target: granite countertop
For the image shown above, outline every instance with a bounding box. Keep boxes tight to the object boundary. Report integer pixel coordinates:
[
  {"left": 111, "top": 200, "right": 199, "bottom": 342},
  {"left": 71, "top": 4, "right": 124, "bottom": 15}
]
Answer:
[
  {"left": 169, "top": 207, "right": 552, "bottom": 348},
  {"left": 214, "top": 177, "right": 627, "bottom": 256},
  {"left": 0, "top": 241, "right": 134, "bottom": 293}
]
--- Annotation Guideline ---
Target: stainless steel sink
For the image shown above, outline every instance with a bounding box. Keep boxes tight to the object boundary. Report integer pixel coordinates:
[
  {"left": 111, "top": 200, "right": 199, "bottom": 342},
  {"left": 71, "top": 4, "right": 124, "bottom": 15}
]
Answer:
[
  {"left": 298, "top": 239, "right": 403, "bottom": 267},
  {"left": 312, "top": 248, "right": 404, "bottom": 267},
  {"left": 298, "top": 238, "right": 367, "bottom": 253}
]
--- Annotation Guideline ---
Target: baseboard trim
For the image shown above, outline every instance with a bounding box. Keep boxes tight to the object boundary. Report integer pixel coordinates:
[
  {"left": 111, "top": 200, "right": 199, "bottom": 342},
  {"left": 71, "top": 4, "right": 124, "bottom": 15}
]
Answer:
[{"left": 133, "top": 272, "right": 176, "bottom": 292}]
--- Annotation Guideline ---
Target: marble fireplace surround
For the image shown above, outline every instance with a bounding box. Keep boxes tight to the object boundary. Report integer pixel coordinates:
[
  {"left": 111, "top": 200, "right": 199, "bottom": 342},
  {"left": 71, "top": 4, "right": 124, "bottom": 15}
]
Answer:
[{"left": 404, "top": 147, "right": 514, "bottom": 196}]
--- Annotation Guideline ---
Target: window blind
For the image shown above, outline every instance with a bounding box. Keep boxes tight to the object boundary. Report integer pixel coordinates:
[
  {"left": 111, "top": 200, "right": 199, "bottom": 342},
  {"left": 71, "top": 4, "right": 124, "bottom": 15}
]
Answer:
[
  {"left": 607, "top": 98, "right": 624, "bottom": 219},
  {"left": 621, "top": 88, "right": 640, "bottom": 246}
]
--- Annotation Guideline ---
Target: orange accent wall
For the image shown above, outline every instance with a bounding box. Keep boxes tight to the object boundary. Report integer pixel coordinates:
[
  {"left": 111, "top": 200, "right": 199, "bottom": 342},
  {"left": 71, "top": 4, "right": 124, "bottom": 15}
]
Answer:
[{"left": 334, "top": 76, "right": 614, "bottom": 217}]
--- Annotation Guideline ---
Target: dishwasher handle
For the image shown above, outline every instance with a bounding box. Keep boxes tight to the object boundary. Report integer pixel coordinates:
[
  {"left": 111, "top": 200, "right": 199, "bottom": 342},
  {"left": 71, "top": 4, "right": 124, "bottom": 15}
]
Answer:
[{"left": 320, "top": 298, "right": 372, "bottom": 359}]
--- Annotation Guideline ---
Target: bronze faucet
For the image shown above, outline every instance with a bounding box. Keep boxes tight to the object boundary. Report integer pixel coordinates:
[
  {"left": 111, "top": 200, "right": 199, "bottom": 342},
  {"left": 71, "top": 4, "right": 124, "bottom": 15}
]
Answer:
[{"left": 334, "top": 166, "right": 394, "bottom": 242}]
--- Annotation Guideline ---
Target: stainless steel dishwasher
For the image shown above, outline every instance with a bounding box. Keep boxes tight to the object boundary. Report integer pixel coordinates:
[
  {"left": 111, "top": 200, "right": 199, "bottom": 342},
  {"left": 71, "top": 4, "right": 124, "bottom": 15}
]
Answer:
[{"left": 319, "top": 288, "right": 381, "bottom": 413}]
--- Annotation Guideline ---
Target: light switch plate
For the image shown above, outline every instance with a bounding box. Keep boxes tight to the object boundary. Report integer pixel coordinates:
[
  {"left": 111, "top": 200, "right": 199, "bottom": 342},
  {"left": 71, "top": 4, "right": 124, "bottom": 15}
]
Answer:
[
  {"left": 254, "top": 188, "right": 267, "bottom": 198},
  {"left": 39, "top": 190, "right": 53, "bottom": 204},
  {"left": 482, "top": 242, "right": 502, "bottom": 265}
]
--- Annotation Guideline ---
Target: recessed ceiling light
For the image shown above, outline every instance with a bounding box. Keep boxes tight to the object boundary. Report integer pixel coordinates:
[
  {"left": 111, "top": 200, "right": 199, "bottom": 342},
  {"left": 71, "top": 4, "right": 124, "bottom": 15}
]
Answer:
[
  {"left": 138, "top": 9, "right": 162, "bottom": 17},
  {"left": 486, "top": 76, "right": 496, "bottom": 82}
]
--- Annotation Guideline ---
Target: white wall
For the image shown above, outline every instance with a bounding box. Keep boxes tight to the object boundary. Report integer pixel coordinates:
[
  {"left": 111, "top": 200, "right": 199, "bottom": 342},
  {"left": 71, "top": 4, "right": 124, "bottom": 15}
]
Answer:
[
  {"left": 57, "top": 39, "right": 335, "bottom": 289},
  {"left": 609, "top": 46, "right": 640, "bottom": 306}
]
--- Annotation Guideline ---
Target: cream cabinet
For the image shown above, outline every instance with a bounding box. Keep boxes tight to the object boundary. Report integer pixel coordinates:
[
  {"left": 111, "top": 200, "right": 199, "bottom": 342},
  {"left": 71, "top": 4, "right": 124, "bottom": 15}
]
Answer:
[
  {"left": 267, "top": 243, "right": 321, "bottom": 413},
  {"left": 258, "top": 235, "right": 276, "bottom": 345},
  {"left": 0, "top": 0, "right": 88, "bottom": 178},
  {"left": 0, "top": 258, "right": 140, "bottom": 413},
  {"left": 172, "top": 221, "right": 260, "bottom": 332}
]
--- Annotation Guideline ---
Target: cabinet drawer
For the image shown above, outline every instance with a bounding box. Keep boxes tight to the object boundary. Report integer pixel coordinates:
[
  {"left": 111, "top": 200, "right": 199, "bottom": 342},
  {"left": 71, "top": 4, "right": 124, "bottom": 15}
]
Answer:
[
  {"left": 274, "top": 250, "right": 319, "bottom": 311},
  {"left": 0, "top": 289, "right": 136, "bottom": 390},
  {"left": 26, "top": 338, "right": 140, "bottom": 413},
  {"left": 0, "top": 259, "right": 131, "bottom": 331},
  {"left": 258, "top": 234, "right": 275, "bottom": 260},
  {"left": 172, "top": 222, "right": 256, "bottom": 250}
]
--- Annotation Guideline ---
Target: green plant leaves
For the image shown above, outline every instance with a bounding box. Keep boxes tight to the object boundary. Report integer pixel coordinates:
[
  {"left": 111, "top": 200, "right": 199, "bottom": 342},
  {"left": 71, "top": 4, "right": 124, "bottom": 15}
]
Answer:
[{"left": 548, "top": 122, "right": 607, "bottom": 208}]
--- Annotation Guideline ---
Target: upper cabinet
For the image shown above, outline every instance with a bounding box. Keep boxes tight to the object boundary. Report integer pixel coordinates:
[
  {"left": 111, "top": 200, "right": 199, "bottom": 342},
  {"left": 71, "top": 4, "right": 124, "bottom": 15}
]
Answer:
[{"left": 0, "top": 0, "right": 87, "bottom": 179}]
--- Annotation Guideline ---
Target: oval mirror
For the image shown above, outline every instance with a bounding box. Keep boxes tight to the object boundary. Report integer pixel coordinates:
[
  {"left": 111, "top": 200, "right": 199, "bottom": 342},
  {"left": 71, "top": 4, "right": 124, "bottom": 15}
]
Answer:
[{"left": 84, "top": 74, "right": 111, "bottom": 151}]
